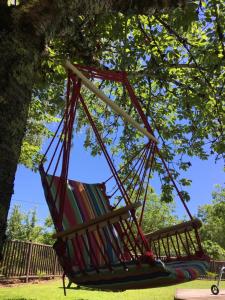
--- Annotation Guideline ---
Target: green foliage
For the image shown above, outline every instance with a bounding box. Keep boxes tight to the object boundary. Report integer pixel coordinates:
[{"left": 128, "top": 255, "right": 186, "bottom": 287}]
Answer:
[
  {"left": 40, "top": 215, "right": 55, "bottom": 245},
  {"left": 6, "top": 205, "right": 25, "bottom": 241},
  {"left": 19, "top": 97, "right": 61, "bottom": 170},
  {"left": 23, "top": 208, "right": 43, "bottom": 241},
  {"left": 138, "top": 189, "right": 178, "bottom": 233},
  {"left": 201, "top": 240, "right": 225, "bottom": 260},
  {"left": 4, "top": 0, "right": 223, "bottom": 203},
  {"left": 6, "top": 205, "right": 54, "bottom": 245},
  {"left": 198, "top": 185, "right": 225, "bottom": 259}
]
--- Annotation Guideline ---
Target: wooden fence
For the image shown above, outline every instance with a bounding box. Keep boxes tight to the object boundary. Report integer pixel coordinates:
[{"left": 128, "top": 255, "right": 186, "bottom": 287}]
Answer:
[
  {"left": 0, "top": 240, "right": 63, "bottom": 282},
  {"left": 209, "top": 260, "right": 225, "bottom": 276},
  {"left": 0, "top": 240, "right": 224, "bottom": 282}
]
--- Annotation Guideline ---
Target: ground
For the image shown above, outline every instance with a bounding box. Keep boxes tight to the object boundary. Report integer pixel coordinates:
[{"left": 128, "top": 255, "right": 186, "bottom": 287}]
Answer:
[{"left": 0, "top": 279, "right": 225, "bottom": 300}]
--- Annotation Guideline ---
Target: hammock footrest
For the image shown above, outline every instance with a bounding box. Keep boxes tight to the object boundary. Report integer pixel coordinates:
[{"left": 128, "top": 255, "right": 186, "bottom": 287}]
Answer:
[
  {"left": 145, "top": 219, "right": 202, "bottom": 240},
  {"left": 145, "top": 219, "right": 206, "bottom": 262}
]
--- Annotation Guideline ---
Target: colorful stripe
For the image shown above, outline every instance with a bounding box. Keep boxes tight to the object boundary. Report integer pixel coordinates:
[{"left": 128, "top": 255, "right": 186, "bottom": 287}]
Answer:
[
  {"left": 44, "top": 175, "right": 120, "bottom": 267},
  {"left": 72, "top": 260, "right": 209, "bottom": 291}
]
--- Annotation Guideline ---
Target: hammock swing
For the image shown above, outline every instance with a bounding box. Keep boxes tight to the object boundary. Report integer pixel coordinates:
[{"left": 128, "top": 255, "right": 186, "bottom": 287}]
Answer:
[{"left": 39, "top": 61, "right": 209, "bottom": 292}]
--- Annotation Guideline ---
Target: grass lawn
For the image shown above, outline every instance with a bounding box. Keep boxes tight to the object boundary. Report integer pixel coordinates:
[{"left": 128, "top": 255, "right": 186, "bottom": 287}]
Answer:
[{"left": 0, "top": 279, "right": 224, "bottom": 300}]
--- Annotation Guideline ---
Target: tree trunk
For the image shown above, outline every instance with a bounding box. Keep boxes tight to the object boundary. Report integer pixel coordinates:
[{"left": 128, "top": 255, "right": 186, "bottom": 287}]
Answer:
[
  {"left": 0, "top": 5, "right": 43, "bottom": 258},
  {"left": 0, "top": 65, "right": 32, "bottom": 258}
]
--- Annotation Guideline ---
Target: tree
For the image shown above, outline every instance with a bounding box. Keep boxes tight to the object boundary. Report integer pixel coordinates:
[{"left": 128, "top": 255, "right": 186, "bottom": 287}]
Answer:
[
  {"left": 6, "top": 205, "right": 25, "bottom": 241},
  {"left": 198, "top": 185, "right": 225, "bottom": 259},
  {"left": 201, "top": 240, "right": 225, "bottom": 260},
  {"left": 138, "top": 190, "right": 178, "bottom": 233},
  {"left": 39, "top": 215, "right": 55, "bottom": 245},
  {"left": 6, "top": 205, "right": 54, "bottom": 244},
  {"left": 0, "top": 0, "right": 197, "bottom": 257},
  {"left": 1, "top": 0, "right": 225, "bottom": 259},
  {"left": 7, "top": 205, "right": 42, "bottom": 241}
]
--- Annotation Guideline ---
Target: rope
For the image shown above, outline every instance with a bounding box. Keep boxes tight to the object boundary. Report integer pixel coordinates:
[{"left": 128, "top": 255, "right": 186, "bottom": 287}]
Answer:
[
  {"left": 79, "top": 93, "right": 131, "bottom": 206},
  {"left": 104, "top": 143, "right": 147, "bottom": 184},
  {"left": 139, "top": 143, "right": 156, "bottom": 226}
]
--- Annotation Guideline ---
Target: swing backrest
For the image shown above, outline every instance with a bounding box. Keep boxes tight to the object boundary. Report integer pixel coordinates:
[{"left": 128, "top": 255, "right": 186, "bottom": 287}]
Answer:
[{"left": 41, "top": 173, "right": 126, "bottom": 271}]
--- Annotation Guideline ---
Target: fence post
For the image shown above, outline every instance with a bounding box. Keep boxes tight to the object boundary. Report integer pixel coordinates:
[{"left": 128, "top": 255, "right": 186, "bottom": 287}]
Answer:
[
  {"left": 26, "top": 241, "right": 33, "bottom": 283},
  {"left": 53, "top": 254, "right": 58, "bottom": 279}
]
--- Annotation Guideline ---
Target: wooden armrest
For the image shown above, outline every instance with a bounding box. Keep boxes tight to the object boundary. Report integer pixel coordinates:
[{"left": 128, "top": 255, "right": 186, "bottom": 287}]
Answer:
[
  {"left": 53, "top": 202, "right": 140, "bottom": 240},
  {"left": 145, "top": 219, "right": 202, "bottom": 241}
]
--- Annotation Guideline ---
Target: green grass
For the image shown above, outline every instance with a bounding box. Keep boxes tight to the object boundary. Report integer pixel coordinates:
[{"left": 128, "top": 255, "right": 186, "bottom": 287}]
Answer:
[{"left": 0, "top": 279, "right": 224, "bottom": 300}]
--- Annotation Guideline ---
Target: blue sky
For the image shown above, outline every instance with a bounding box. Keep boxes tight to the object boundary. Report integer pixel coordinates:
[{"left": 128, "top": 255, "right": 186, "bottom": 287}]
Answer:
[{"left": 11, "top": 130, "right": 225, "bottom": 225}]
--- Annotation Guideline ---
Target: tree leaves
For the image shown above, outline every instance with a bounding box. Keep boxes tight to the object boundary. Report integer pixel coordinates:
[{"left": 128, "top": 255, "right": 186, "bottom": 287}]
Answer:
[
  {"left": 16, "top": 0, "right": 224, "bottom": 204},
  {"left": 139, "top": 189, "right": 178, "bottom": 233},
  {"left": 6, "top": 205, "right": 54, "bottom": 245},
  {"left": 198, "top": 185, "right": 225, "bottom": 259}
]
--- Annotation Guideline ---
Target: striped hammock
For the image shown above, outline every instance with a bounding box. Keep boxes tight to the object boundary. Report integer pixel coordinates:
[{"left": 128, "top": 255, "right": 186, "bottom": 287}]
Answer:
[{"left": 41, "top": 173, "right": 209, "bottom": 291}]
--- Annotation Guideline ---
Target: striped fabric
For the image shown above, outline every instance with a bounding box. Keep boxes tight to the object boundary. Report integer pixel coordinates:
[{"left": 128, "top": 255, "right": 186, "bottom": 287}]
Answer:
[
  {"left": 69, "top": 259, "right": 209, "bottom": 291},
  {"left": 43, "top": 175, "right": 120, "bottom": 270}
]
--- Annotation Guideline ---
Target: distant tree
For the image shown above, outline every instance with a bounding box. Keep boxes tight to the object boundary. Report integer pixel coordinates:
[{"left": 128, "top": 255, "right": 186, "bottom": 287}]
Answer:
[
  {"left": 6, "top": 205, "right": 54, "bottom": 244},
  {"left": 139, "top": 189, "right": 178, "bottom": 233},
  {"left": 23, "top": 209, "right": 43, "bottom": 242},
  {"left": 201, "top": 240, "right": 225, "bottom": 260},
  {"left": 6, "top": 205, "right": 25, "bottom": 240},
  {"left": 39, "top": 215, "right": 55, "bottom": 245},
  {"left": 198, "top": 185, "right": 225, "bottom": 259}
]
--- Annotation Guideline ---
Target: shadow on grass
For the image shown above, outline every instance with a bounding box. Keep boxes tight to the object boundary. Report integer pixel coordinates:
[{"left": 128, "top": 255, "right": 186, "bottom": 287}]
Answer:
[
  {"left": 57, "top": 287, "right": 89, "bottom": 299},
  {"left": 2, "top": 298, "right": 37, "bottom": 300},
  {"left": 59, "top": 285, "right": 124, "bottom": 292},
  {"left": 2, "top": 298, "right": 88, "bottom": 300},
  {"left": 58, "top": 285, "right": 126, "bottom": 293}
]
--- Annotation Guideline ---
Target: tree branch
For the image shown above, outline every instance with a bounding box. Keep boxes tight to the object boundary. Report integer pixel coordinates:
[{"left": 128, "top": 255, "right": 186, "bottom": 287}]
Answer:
[
  {"left": 155, "top": 14, "right": 224, "bottom": 137},
  {"left": 13, "top": 0, "right": 195, "bottom": 40},
  {"left": 213, "top": 3, "right": 225, "bottom": 60}
]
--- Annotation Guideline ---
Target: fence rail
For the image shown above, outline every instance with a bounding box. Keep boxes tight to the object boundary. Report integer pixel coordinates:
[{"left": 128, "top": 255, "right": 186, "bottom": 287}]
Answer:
[
  {"left": 208, "top": 260, "right": 225, "bottom": 276},
  {"left": 0, "top": 240, "right": 63, "bottom": 282}
]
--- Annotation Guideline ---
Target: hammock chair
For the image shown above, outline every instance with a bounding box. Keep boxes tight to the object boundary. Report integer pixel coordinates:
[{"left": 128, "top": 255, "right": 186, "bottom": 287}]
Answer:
[{"left": 39, "top": 61, "right": 209, "bottom": 292}]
